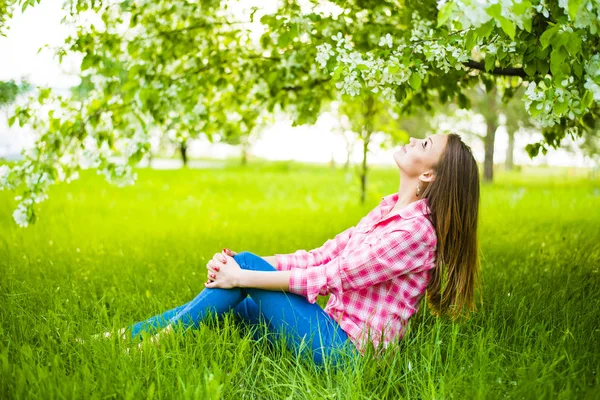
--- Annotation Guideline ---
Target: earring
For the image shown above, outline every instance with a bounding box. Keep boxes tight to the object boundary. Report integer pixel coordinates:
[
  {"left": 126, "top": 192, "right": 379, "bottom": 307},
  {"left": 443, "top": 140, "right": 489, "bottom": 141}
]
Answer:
[{"left": 416, "top": 181, "right": 421, "bottom": 197}]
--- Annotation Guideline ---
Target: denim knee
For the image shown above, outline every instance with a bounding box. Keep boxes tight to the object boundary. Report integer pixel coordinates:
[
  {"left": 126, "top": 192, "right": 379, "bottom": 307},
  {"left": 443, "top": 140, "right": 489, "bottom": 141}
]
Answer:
[
  {"left": 233, "top": 251, "right": 275, "bottom": 272},
  {"left": 233, "top": 251, "right": 251, "bottom": 269}
]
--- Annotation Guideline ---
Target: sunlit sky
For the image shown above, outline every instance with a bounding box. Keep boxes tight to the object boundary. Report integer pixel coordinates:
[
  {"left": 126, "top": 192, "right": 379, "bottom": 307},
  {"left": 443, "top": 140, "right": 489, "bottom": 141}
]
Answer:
[{"left": 0, "top": 0, "right": 595, "bottom": 168}]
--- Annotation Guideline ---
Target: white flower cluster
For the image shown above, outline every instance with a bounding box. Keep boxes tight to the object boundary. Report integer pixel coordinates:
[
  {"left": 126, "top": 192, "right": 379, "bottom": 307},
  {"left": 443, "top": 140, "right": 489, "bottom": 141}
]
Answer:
[
  {"left": 584, "top": 53, "right": 600, "bottom": 101},
  {"left": 338, "top": 70, "right": 362, "bottom": 97},
  {"left": 116, "top": 130, "right": 149, "bottom": 159},
  {"left": 316, "top": 43, "right": 335, "bottom": 68},
  {"left": 416, "top": 41, "right": 469, "bottom": 72},
  {"left": 80, "top": 136, "right": 111, "bottom": 170},
  {"left": 523, "top": 79, "right": 585, "bottom": 127},
  {"left": 480, "top": 38, "right": 521, "bottom": 66},
  {"left": 3, "top": 85, "right": 156, "bottom": 227},
  {"left": 13, "top": 200, "right": 31, "bottom": 227},
  {"left": 534, "top": 0, "right": 551, "bottom": 18},
  {"left": 316, "top": 31, "right": 429, "bottom": 101},
  {"left": 441, "top": 0, "right": 533, "bottom": 31},
  {"left": 483, "top": 38, "right": 516, "bottom": 55},
  {"left": 5, "top": 160, "right": 54, "bottom": 226},
  {"left": 0, "top": 165, "right": 10, "bottom": 189},
  {"left": 558, "top": 0, "right": 600, "bottom": 32},
  {"left": 99, "top": 161, "right": 137, "bottom": 187},
  {"left": 411, "top": 14, "right": 470, "bottom": 73},
  {"left": 378, "top": 33, "right": 393, "bottom": 48}
]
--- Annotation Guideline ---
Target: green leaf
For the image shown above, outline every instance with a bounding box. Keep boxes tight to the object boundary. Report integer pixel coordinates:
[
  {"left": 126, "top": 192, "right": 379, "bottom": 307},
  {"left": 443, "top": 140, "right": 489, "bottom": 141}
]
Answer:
[
  {"left": 409, "top": 73, "right": 422, "bottom": 90},
  {"left": 395, "top": 86, "right": 407, "bottom": 102},
  {"left": 522, "top": 16, "right": 532, "bottom": 33},
  {"left": 7, "top": 115, "right": 16, "bottom": 127},
  {"left": 554, "top": 99, "right": 568, "bottom": 115},
  {"left": 540, "top": 25, "right": 559, "bottom": 49},
  {"left": 465, "top": 30, "right": 477, "bottom": 51},
  {"left": 550, "top": 47, "right": 567, "bottom": 76},
  {"left": 437, "top": 2, "right": 455, "bottom": 28},
  {"left": 497, "top": 16, "right": 515, "bottom": 39},
  {"left": 332, "top": 65, "right": 344, "bottom": 80},
  {"left": 536, "top": 59, "right": 549, "bottom": 76},
  {"left": 561, "top": 61, "right": 571, "bottom": 76},
  {"left": 486, "top": 4, "right": 502, "bottom": 19},
  {"left": 475, "top": 20, "right": 495, "bottom": 38},
  {"left": 484, "top": 55, "right": 496, "bottom": 72},
  {"left": 525, "top": 143, "right": 540, "bottom": 158},
  {"left": 568, "top": 0, "right": 583, "bottom": 20},
  {"left": 535, "top": 46, "right": 549, "bottom": 59},
  {"left": 565, "top": 32, "right": 581, "bottom": 56},
  {"left": 496, "top": 46, "right": 506, "bottom": 61},
  {"left": 81, "top": 54, "right": 94, "bottom": 71},
  {"left": 528, "top": 103, "right": 541, "bottom": 117},
  {"left": 582, "top": 90, "right": 594, "bottom": 107},
  {"left": 513, "top": 0, "right": 532, "bottom": 16},
  {"left": 523, "top": 62, "right": 537, "bottom": 77},
  {"left": 457, "top": 92, "right": 470, "bottom": 109},
  {"left": 388, "top": 65, "right": 399, "bottom": 75},
  {"left": 573, "top": 61, "right": 583, "bottom": 78}
]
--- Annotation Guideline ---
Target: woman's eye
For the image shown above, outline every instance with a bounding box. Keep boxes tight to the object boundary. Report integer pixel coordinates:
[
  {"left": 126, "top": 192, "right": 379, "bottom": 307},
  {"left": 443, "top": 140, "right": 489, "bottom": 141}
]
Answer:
[{"left": 423, "top": 141, "right": 426, "bottom": 149}]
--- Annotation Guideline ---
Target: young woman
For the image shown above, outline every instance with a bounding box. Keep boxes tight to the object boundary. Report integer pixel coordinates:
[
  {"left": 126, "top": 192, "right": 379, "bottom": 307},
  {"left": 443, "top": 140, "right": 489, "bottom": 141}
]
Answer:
[{"left": 101, "top": 132, "right": 480, "bottom": 368}]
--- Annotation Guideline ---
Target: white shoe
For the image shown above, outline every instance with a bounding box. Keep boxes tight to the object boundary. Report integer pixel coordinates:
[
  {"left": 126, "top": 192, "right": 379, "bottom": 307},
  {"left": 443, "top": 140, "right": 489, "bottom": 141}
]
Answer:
[
  {"left": 136, "top": 324, "right": 173, "bottom": 352},
  {"left": 88, "top": 327, "right": 127, "bottom": 341}
]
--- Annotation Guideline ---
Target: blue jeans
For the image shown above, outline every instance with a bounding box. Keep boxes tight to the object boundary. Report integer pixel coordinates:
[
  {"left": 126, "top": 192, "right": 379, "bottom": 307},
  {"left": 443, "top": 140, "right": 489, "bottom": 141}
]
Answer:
[{"left": 127, "top": 251, "right": 359, "bottom": 367}]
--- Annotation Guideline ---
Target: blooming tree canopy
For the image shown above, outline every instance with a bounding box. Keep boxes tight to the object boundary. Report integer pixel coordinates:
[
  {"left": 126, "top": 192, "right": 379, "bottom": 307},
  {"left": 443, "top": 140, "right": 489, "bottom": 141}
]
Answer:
[{"left": 1, "top": 0, "right": 599, "bottom": 226}]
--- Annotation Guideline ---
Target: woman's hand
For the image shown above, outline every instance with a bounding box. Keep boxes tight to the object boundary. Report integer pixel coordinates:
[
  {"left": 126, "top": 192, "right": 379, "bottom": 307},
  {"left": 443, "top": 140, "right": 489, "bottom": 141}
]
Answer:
[{"left": 205, "top": 250, "right": 243, "bottom": 289}]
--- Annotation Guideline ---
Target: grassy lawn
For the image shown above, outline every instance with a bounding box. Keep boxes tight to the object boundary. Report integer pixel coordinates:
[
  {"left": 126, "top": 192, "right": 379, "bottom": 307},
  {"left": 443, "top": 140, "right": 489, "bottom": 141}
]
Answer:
[{"left": 1, "top": 161, "right": 599, "bottom": 399}]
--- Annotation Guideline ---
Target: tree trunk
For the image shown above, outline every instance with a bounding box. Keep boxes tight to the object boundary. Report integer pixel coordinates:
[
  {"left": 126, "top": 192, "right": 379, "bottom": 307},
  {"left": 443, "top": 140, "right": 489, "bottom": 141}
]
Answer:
[
  {"left": 505, "top": 129, "right": 515, "bottom": 171},
  {"left": 483, "top": 91, "right": 498, "bottom": 182},
  {"left": 360, "top": 95, "right": 375, "bottom": 205},
  {"left": 344, "top": 150, "right": 351, "bottom": 170},
  {"left": 147, "top": 150, "right": 153, "bottom": 169},
  {"left": 180, "top": 141, "right": 188, "bottom": 167},
  {"left": 360, "top": 135, "right": 370, "bottom": 205},
  {"left": 241, "top": 143, "right": 248, "bottom": 166}
]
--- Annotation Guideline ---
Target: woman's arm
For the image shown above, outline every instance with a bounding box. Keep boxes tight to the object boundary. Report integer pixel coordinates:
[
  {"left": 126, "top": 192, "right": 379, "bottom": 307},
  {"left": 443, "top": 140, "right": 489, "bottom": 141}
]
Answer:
[
  {"left": 238, "top": 269, "right": 292, "bottom": 291},
  {"left": 206, "top": 254, "right": 292, "bottom": 292},
  {"left": 261, "top": 256, "right": 278, "bottom": 268},
  {"left": 273, "top": 225, "right": 357, "bottom": 271}
]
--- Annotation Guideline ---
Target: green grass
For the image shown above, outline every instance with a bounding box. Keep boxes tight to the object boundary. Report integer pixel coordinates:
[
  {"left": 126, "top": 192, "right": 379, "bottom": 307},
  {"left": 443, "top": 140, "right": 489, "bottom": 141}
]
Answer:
[{"left": 1, "top": 161, "right": 599, "bottom": 399}]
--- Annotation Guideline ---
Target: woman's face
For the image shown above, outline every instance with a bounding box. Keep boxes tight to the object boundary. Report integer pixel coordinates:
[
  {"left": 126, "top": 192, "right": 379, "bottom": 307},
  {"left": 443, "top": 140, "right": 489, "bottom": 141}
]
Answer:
[{"left": 393, "top": 134, "right": 448, "bottom": 179}]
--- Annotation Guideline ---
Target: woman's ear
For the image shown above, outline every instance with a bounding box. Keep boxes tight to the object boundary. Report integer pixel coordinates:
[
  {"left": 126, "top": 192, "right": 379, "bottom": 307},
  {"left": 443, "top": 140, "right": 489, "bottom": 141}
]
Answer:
[{"left": 419, "top": 170, "right": 436, "bottom": 183}]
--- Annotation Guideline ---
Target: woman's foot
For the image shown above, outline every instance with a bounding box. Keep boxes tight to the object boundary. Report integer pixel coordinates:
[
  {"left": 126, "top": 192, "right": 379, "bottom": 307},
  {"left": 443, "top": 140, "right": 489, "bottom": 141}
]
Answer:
[
  {"left": 137, "top": 324, "right": 174, "bottom": 351},
  {"left": 77, "top": 327, "right": 127, "bottom": 344}
]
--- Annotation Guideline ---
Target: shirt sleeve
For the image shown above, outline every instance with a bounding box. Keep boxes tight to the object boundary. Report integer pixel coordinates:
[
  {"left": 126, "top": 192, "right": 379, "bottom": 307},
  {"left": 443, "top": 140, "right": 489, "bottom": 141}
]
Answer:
[
  {"left": 288, "top": 227, "right": 435, "bottom": 303},
  {"left": 274, "top": 225, "right": 356, "bottom": 271}
]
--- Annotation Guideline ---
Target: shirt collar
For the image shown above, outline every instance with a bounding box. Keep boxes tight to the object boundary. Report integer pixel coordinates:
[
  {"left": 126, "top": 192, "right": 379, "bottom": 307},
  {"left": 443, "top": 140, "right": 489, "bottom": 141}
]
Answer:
[{"left": 381, "top": 192, "right": 431, "bottom": 219}]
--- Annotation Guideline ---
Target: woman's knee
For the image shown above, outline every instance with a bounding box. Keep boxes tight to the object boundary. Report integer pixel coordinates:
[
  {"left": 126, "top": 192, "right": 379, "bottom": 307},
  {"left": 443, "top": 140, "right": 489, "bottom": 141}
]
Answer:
[{"left": 233, "top": 251, "right": 251, "bottom": 268}]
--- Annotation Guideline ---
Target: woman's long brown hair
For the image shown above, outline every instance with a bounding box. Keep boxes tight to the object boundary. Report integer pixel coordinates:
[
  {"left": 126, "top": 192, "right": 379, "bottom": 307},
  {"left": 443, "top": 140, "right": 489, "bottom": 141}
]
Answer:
[{"left": 421, "top": 132, "right": 481, "bottom": 318}]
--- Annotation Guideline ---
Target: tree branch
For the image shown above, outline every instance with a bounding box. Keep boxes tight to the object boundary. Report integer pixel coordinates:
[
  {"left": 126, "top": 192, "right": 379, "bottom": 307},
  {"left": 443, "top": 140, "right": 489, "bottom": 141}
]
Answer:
[
  {"left": 282, "top": 78, "right": 331, "bottom": 91},
  {"left": 462, "top": 60, "right": 528, "bottom": 78}
]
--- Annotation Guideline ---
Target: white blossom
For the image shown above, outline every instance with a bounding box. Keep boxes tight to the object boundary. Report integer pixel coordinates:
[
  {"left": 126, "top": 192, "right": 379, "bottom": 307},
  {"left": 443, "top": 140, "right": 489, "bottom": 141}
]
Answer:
[
  {"left": 534, "top": 0, "right": 550, "bottom": 18},
  {"left": 316, "top": 43, "right": 335, "bottom": 68},
  {"left": 0, "top": 165, "right": 10, "bottom": 189},
  {"left": 378, "top": 33, "right": 393, "bottom": 48},
  {"left": 13, "top": 202, "right": 29, "bottom": 227},
  {"left": 584, "top": 78, "right": 600, "bottom": 101}
]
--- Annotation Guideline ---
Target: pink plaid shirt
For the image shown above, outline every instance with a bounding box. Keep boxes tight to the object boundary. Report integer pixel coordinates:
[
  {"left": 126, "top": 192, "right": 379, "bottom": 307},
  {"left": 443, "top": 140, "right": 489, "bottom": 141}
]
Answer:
[{"left": 275, "top": 192, "right": 437, "bottom": 354}]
